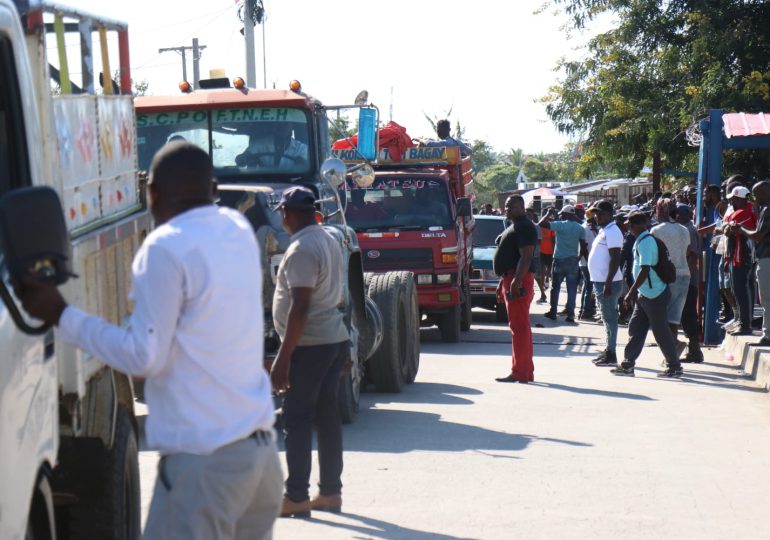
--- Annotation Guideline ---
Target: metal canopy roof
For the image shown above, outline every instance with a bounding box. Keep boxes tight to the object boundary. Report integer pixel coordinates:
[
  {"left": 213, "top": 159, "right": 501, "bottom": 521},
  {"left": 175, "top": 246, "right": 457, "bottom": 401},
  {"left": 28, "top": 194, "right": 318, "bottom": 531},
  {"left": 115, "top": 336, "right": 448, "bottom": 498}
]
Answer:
[{"left": 722, "top": 112, "right": 770, "bottom": 138}]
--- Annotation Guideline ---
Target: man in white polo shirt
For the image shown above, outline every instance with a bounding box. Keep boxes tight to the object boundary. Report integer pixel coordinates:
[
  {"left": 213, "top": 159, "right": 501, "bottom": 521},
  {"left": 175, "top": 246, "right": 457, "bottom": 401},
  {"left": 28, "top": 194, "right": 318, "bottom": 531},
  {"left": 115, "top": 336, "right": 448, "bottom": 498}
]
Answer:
[
  {"left": 18, "top": 142, "right": 282, "bottom": 540},
  {"left": 588, "top": 201, "right": 625, "bottom": 367}
]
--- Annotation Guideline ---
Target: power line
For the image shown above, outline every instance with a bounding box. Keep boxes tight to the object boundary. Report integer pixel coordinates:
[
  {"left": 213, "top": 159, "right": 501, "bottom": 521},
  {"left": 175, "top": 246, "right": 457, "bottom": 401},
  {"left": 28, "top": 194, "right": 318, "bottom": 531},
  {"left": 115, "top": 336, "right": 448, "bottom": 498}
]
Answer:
[{"left": 158, "top": 40, "right": 206, "bottom": 87}]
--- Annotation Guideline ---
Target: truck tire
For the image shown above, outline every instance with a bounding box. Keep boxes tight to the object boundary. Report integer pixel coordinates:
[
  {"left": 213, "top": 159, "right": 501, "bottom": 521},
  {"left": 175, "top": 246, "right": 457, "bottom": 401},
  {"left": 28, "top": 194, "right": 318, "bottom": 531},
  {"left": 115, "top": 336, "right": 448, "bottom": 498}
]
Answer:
[
  {"left": 366, "top": 272, "right": 409, "bottom": 392},
  {"left": 439, "top": 304, "right": 462, "bottom": 343},
  {"left": 26, "top": 472, "right": 55, "bottom": 540},
  {"left": 460, "top": 279, "right": 472, "bottom": 331},
  {"left": 67, "top": 407, "right": 141, "bottom": 540},
  {"left": 395, "top": 272, "right": 420, "bottom": 384}
]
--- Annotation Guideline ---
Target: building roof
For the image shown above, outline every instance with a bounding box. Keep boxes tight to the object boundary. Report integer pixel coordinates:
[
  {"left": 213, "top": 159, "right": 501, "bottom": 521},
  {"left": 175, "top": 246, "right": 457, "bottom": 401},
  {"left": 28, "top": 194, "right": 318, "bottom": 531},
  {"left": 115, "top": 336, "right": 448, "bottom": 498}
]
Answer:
[{"left": 723, "top": 112, "right": 770, "bottom": 138}]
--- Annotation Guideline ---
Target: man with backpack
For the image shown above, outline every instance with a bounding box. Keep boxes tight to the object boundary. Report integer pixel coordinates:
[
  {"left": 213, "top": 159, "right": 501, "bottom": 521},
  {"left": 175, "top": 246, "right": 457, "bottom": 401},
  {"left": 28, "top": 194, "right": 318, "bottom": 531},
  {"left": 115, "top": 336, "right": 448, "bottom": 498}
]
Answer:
[{"left": 611, "top": 211, "right": 683, "bottom": 378}]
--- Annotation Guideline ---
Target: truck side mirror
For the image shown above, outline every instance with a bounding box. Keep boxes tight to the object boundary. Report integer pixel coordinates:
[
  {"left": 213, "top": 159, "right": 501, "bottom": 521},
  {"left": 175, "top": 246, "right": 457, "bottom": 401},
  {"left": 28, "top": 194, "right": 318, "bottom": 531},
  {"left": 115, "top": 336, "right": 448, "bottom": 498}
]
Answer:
[
  {"left": 0, "top": 187, "right": 72, "bottom": 285},
  {"left": 456, "top": 197, "right": 472, "bottom": 218},
  {"left": 320, "top": 158, "right": 347, "bottom": 188},
  {"left": 357, "top": 107, "right": 377, "bottom": 161}
]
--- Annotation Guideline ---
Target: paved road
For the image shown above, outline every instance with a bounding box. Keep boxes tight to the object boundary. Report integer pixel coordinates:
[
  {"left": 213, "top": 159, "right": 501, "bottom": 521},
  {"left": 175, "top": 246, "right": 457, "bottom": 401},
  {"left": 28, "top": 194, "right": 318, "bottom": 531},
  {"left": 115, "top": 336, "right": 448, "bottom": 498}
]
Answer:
[{"left": 138, "top": 302, "right": 770, "bottom": 540}]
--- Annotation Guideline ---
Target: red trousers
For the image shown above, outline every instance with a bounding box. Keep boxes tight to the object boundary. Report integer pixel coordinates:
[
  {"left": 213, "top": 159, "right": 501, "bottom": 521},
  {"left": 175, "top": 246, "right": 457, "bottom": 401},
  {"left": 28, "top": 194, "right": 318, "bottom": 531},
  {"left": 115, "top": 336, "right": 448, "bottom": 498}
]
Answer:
[{"left": 502, "top": 272, "right": 535, "bottom": 381}]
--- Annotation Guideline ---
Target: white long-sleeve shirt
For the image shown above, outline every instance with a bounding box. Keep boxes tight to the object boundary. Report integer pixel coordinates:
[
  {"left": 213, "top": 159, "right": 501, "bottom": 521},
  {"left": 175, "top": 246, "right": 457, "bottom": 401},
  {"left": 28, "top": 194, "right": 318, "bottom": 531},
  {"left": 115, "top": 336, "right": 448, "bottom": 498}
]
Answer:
[{"left": 59, "top": 206, "right": 274, "bottom": 455}]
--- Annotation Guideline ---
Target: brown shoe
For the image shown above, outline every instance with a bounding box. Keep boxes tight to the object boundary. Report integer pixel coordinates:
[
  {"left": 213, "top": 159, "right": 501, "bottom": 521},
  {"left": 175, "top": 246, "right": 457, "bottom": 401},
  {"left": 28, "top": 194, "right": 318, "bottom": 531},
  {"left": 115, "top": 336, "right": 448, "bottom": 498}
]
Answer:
[
  {"left": 310, "top": 493, "right": 342, "bottom": 513},
  {"left": 280, "top": 496, "right": 311, "bottom": 518}
]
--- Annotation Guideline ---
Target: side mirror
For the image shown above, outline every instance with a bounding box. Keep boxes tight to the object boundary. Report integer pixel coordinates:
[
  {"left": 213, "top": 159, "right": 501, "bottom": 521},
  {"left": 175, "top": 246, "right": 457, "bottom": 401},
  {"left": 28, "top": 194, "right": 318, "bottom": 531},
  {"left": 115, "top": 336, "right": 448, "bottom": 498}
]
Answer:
[
  {"left": 351, "top": 163, "right": 375, "bottom": 188},
  {"left": 456, "top": 197, "right": 472, "bottom": 218},
  {"left": 320, "top": 158, "right": 347, "bottom": 188},
  {"left": 0, "top": 187, "right": 72, "bottom": 285},
  {"left": 357, "top": 107, "right": 377, "bottom": 161},
  {"left": 0, "top": 187, "right": 73, "bottom": 335}
]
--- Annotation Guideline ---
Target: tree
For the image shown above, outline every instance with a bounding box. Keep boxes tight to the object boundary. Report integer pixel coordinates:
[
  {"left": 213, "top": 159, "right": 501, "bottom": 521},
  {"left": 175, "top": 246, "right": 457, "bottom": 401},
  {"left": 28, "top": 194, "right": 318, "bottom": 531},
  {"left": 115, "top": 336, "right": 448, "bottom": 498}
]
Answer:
[{"left": 542, "top": 0, "right": 770, "bottom": 188}]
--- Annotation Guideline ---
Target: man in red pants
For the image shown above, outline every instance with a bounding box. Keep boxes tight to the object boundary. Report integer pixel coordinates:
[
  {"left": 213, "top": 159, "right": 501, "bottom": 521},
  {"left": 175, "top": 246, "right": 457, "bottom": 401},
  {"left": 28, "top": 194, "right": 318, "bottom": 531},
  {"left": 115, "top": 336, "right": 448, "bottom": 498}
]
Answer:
[{"left": 494, "top": 195, "right": 537, "bottom": 383}]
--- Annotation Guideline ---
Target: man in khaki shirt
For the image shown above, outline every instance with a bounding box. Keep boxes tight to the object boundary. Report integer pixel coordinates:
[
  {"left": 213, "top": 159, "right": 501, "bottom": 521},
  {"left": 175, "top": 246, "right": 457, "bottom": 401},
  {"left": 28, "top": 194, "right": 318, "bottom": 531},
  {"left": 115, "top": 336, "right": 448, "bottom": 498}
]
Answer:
[{"left": 271, "top": 186, "right": 349, "bottom": 518}]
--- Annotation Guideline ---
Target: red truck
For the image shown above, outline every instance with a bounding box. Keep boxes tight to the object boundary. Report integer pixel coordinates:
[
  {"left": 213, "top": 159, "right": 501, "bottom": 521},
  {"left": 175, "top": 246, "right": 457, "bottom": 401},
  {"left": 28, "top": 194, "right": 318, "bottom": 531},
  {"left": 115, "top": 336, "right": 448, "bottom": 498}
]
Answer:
[{"left": 334, "top": 145, "right": 475, "bottom": 342}]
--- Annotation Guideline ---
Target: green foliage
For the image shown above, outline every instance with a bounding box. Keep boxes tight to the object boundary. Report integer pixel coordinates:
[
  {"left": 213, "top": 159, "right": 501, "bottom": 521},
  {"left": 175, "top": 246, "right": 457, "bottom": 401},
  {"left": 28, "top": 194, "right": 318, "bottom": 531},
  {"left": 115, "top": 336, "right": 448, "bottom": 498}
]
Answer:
[{"left": 543, "top": 0, "right": 770, "bottom": 182}]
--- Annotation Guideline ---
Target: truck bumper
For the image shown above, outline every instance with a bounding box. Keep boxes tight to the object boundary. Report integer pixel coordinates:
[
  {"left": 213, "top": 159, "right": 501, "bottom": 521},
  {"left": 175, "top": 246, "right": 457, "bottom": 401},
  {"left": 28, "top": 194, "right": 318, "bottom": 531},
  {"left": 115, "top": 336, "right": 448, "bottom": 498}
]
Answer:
[
  {"left": 470, "top": 280, "right": 500, "bottom": 310},
  {"left": 418, "top": 285, "right": 460, "bottom": 313}
]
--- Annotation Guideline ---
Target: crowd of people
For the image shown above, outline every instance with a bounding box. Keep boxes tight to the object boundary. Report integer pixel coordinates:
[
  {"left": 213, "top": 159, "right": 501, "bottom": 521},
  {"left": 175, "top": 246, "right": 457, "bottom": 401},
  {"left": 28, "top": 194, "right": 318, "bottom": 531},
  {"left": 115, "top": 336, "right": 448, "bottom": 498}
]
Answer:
[{"left": 492, "top": 176, "right": 770, "bottom": 382}]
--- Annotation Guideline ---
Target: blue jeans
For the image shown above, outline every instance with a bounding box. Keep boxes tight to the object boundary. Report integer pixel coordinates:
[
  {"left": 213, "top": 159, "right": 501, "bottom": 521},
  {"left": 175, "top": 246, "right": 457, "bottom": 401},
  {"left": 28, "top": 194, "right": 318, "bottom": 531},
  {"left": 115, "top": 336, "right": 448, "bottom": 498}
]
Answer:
[
  {"left": 549, "top": 256, "right": 579, "bottom": 317},
  {"left": 580, "top": 266, "right": 595, "bottom": 315},
  {"left": 593, "top": 281, "right": 623, "bottom": 352}
]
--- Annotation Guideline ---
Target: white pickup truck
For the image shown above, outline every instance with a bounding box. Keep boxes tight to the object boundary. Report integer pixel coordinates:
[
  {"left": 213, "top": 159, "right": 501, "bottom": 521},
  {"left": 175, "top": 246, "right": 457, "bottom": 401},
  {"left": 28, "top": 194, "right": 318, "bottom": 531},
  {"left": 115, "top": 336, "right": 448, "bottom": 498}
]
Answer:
[{"left": 0, "top": 1, "right": 146, "bottom": 538}]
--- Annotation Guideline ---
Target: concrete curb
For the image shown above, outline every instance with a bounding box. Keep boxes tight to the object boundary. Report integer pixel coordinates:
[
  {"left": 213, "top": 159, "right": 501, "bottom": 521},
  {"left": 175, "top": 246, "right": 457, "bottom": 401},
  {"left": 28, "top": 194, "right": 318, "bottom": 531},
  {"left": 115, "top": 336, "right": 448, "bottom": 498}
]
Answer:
[{"left": 724, "top": 333, "right": 770, "bottom": 392}]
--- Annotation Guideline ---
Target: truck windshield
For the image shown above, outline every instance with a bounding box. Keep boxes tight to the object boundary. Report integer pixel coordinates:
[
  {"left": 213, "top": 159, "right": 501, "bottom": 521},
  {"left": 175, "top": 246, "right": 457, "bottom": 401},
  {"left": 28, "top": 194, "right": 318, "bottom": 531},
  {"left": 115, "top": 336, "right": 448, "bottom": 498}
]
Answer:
[
  {"left": 136, "top": 107, "right": 312, "bottom": 178},
  {"left": 473, "top": 219, "right": 507, "bottom": 247},
  {"left": 343, "top": 177, "right": 453, "bottom": 231}
]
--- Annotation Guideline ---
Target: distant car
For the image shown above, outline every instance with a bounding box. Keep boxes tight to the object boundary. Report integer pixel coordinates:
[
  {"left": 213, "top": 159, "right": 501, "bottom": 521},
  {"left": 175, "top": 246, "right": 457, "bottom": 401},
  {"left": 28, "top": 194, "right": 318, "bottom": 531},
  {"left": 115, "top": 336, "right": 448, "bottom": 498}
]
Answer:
[{"left": 470, "top": 215, "right": 508, "bottom": 322}]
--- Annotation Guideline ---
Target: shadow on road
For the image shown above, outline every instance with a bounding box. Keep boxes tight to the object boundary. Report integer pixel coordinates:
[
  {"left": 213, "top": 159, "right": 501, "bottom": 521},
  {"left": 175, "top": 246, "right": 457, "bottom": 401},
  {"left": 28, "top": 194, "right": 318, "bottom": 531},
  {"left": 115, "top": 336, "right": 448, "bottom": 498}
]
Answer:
[
  {"left": 364, "top": 382, "right": 482, "bottom": 406},
  {"left": 309, "top": 513, "right": 479, "bottom": 540},
  {"left": 528, "top": 381, "right": 656, "bottom": 401},
  {"left": 420, "top": 331, "right": 600, "bottom": 356},
  {"left": 343, "top": 409, "right": 592, "bottom": 454},
  {"left": 635, "top": 366, "right": 768, "bottom": 393}
]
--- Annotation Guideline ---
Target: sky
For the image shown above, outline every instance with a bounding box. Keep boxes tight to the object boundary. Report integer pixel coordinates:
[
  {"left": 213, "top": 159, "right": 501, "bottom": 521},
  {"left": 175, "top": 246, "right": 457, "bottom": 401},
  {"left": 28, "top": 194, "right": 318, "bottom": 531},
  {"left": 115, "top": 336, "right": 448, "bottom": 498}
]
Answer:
[{"left": 54, "top": 0, "right": 600, "bottom": 154}]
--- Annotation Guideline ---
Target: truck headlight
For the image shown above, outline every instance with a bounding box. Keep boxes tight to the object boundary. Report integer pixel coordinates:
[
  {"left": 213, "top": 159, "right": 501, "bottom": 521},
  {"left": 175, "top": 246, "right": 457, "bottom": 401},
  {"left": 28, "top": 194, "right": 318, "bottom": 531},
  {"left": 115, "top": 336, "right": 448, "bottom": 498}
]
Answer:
[
  {"left": 436, "top": 273, "right": 452, "bottom": 284},
  {"left": 416, "top": 274, "right": 433, "bottom": 285}
]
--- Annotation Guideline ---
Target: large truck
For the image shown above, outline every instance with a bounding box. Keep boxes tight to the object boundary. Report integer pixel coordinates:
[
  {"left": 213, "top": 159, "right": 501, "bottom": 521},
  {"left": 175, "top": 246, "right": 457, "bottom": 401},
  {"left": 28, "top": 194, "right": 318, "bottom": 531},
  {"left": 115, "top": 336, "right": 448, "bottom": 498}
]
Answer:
[
  {"left": 0, "top": 2, "right": 145, "bottom": 538},
  {"left": 334, "top": 144, "right": 475, "bottom": 342},
  {"left": 134, "top": 79, "right": 420, "bottom": 419}
]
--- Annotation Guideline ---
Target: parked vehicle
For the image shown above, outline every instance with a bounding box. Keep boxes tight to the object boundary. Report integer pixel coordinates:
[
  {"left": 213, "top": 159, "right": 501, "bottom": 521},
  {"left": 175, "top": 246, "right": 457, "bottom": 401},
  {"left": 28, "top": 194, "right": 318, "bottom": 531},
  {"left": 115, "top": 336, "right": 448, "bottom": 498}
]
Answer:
[
  {"left": 0, "top": 2, "right": 145, "bottom": 538},
  {"left": 135, "top": 80, "right": 419, "bottom": 421},
  {"left": 470, "top": 215, "right": 508, "bottom": 322},
  {"left": 335, "top": 145, "right": 475, "bottom": 342}
]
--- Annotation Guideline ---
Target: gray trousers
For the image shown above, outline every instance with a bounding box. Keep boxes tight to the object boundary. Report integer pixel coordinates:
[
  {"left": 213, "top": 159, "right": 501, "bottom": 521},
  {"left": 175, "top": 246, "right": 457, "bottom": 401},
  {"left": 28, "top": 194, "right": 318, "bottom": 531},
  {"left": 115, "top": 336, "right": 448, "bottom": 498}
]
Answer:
[
  {"left": 757, "top": 258, "right": 770, "bottom": 340},
  {"left": 623, "top": 287, "right": 681, "bottom": 370},
  {"left": 143, "top": 431, "right": 283, "bottom": 540}
]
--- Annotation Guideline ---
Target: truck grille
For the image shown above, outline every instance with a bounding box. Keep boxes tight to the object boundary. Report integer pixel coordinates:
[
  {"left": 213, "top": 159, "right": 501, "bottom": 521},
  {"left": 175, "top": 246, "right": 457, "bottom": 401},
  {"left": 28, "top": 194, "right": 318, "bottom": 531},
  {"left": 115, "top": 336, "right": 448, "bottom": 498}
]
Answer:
[{"left": 362, "top": 248, "right": 433, "bottom": 271}]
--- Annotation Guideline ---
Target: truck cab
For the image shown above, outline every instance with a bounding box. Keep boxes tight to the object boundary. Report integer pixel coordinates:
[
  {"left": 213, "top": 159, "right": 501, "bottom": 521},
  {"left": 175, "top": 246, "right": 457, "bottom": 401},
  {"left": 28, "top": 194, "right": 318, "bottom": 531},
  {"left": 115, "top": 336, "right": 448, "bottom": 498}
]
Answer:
[
  {"left": 336, "top": 145, "right": 475, "bottom": 342},
  {"left": 135, "top": 80, "right": 420, "bottom": 419},
  {"left": 0, "top": 2, "right": 144, "bottom": 538}
]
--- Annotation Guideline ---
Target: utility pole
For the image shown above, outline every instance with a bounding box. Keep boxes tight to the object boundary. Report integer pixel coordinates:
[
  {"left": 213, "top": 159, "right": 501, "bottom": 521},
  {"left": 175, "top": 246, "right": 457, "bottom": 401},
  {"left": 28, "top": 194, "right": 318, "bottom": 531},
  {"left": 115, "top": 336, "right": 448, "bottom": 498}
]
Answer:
[
  {"left": 158, "top": 39, "right": 206, "bottom": 87},
  {"left": 243, "top": 0, "right": 257, "bottom": 87}
]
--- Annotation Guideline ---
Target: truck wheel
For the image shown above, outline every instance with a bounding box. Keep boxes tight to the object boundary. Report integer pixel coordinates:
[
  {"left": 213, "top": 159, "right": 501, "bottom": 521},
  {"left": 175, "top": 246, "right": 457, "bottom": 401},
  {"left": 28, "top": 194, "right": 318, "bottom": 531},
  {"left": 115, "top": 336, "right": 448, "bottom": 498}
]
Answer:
[
  {"left": 396, "top": 272, "right": 420, "bottom": 384},
  {"left": 26, "top": 473, "right": 55, "bottom": 540},
  {"left": 367, "top": 272, "right": 409, "bottom": 392},
  {"left": 495, "top": 303, "right": 508, "bottom": 323},
  {"left": 439, "top": 304, "right": 462, "bottom": 343},
  {"left": 460, "top": 280, "right": 472, "bottom": 331},
  {"left": 67, "top": 407, "right": 141, "bottom": 540}
]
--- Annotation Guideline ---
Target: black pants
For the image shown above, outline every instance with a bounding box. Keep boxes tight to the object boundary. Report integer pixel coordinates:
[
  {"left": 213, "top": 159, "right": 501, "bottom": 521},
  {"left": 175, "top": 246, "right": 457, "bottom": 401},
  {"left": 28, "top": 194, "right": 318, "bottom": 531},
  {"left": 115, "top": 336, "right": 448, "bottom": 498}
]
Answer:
[
  {"left": 282, "top": 341, "right": 346, "bottom": 502},
  {"left": 681, "top": 285, "right": 700, "bottom": 341},
  {"left": 730, "top": 264, "right": 755, "bottom": 330},
  {"left": 623, "top": 288, "right": 681, "bottom": 370}
]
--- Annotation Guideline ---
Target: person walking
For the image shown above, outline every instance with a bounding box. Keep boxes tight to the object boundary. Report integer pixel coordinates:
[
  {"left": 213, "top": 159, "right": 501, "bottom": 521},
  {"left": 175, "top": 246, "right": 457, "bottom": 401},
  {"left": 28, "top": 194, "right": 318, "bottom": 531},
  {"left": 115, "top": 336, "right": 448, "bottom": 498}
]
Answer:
[
  {"left": 18, "top": 142, "right": 283, "bottom": 540},
  {"left": 539, "top": 210, "right": 556, "bottom": 299},
  {"left": 732, "top": 181, "right": 770, "bottom": 345},
  {"left": 676, "top": 204, "right": 704, "bottom": 363},
  {"left": 493, "top": 195, "right": 537, "bottom": 383},
  {"left": 587, "top": 201, "right": 625, "bottom": 367},
  {"left": 611, "top": 212, "right": 684, "bottom": 378},
  {"left": 722, "top": 186, "right": 758, "bottom": 335},
  {"left": 527, "top": 206, "right": 547, "bottom": 303},
  {"left": 651, "top": 198, "right": 692, "bottom": 349},
  {"left": 270, "top": 186, "right": 350, "bottom": 518},
  {"left": 539, "top": 205, "right": 587, "bottom": 323}
]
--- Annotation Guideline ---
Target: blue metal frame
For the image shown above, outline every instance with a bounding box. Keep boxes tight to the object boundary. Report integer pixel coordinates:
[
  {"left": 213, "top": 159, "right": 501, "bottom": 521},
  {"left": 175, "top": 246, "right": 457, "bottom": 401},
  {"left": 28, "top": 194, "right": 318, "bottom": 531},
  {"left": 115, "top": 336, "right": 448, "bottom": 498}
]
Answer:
[{"left": 698, "top": 109, "right": 770, "bottom": 344}]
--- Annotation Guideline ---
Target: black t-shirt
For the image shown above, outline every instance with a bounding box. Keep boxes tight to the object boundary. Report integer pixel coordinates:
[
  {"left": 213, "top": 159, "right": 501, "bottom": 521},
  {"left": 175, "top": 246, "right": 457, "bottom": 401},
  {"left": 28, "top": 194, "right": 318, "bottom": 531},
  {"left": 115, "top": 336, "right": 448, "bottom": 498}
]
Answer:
[
  {"left": 493, "top": 216, "right": 537, "bottom": 276},
  {"left": 756, "top": 203, "right": 770, "bottom": 259}
]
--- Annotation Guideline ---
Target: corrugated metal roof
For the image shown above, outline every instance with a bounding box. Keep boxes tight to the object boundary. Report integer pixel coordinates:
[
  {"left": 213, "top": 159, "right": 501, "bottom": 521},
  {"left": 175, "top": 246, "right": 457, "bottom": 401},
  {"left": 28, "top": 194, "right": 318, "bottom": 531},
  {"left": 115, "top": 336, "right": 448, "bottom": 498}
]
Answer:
[{"left": 723, "top": 112, "right": 770, "bottom": 138}]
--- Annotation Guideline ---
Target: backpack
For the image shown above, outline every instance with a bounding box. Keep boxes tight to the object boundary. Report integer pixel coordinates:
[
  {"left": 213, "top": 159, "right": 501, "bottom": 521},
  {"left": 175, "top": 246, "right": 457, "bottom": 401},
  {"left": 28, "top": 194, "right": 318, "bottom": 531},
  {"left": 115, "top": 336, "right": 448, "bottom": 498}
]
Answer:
[{"left": 637, "top": 234, "right": 677, "bottom": 285}]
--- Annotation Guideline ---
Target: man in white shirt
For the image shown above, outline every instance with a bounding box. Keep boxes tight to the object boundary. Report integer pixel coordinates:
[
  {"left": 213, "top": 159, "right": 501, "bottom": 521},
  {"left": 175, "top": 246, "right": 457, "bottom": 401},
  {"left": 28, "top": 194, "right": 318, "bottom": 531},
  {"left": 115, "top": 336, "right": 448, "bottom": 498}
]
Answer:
[
  {"left": 588, "top": 201, "right": 625, "bottom": 367},
  {"left": 18, "top": 142, "right": 282, "bottom": 540}
]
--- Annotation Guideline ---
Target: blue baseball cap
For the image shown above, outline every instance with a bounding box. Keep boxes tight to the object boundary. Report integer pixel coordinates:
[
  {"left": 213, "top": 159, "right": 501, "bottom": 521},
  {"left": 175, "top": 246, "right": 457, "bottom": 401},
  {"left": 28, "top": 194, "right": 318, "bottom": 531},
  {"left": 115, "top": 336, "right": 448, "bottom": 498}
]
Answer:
[{"left": 276, "top": 186, "right": 316, "bottom": 211}]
